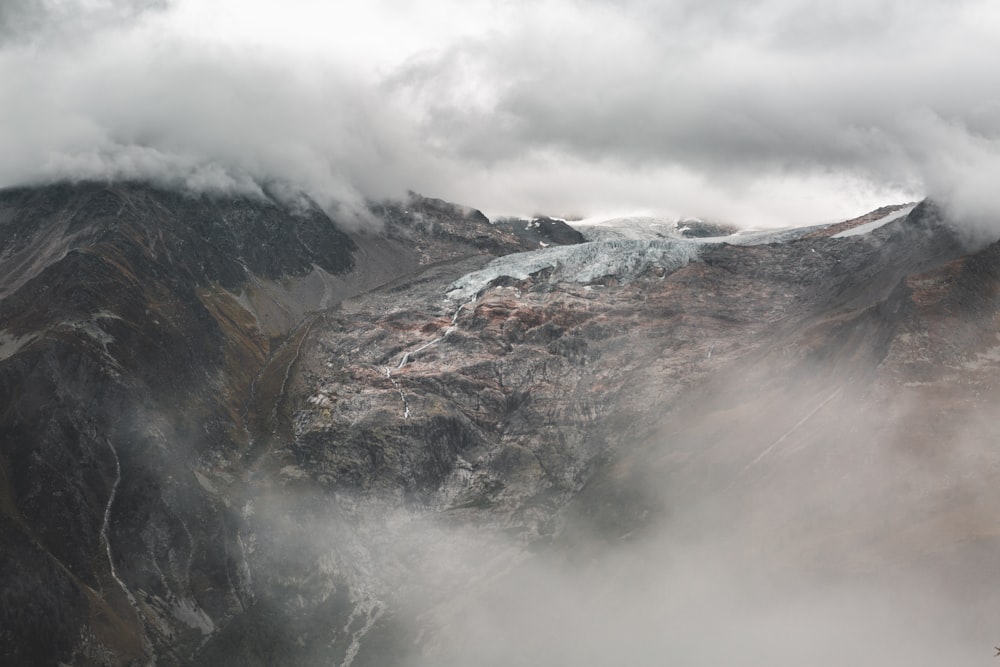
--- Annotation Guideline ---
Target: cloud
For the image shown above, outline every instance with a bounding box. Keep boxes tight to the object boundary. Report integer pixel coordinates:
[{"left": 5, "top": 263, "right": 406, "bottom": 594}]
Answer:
[
  {"left": 1, "top": 0, "right": 999, "bottom": 226},
  {"left": 403, "top": 538, "right": 978, "bottom": 667},
  {"left": 387, "top": 0, "right": 1000, "bottom": 223},
  {"left": 0, "top": 14, "right": 432, "bottom": 224},
  {"left": 0, "top": 0, "right": 169, "bottom": 45},
  {"left": 385, "top": 349, "right": 996, "bottom": 666}
]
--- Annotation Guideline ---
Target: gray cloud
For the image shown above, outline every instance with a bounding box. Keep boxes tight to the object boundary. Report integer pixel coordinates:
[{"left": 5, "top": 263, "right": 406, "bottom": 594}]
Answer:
[
  {"left": 408, "top": 4, "right": 945, "bottom": 164},
  {"left": 2, "top": 0, "right": 1000, "bottom": 225},
  {"left": 0, "top": 0, "right": 169, "bottom": 44},
  {"left": 0, "top": 17, "right": 431, "bottom": 225},
  {"left": 390, "top": 0, "right": 1000, "bottom": 223}
]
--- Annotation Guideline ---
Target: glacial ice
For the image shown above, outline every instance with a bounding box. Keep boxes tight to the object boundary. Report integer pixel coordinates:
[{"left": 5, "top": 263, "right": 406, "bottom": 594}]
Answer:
[
  {"left": 447, "top": 215, "right": 842, "bottom": 300},
  {"left": 571, "top": 216, "right": 690, "bottom": 242},
  {"left": 446, "top": 239, "right": 702, "bottom": 300}
]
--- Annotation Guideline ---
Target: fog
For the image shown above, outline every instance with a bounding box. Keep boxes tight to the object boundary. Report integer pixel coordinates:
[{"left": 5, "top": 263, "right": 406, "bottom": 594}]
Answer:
[
  {"left": 214, "top": 199, "right": 1000, "bottom": 665},
  {"left": 401, "top": 537, "right": 977, "bottom": 667},
  {"left": 3, "top": 1, "right": 1000, "bottom": 225},
  {"left": 381, "top": 371, "right": 997, "bottom": 666},
  {"left": 236, "top": 345, "right": 1000, "bottom": 666}
]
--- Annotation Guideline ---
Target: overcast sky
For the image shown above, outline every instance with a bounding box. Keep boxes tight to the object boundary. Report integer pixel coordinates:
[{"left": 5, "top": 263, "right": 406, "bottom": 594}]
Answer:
[{"left": 2, "top": 0, "right": 1000, "bottom": 225}]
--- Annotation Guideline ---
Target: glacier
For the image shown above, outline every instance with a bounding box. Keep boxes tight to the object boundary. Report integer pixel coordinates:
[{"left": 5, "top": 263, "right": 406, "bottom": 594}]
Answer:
[
  {"left": 446, "top": 220, "right": 833, "bottom": 301},
  {"left": 446, "top": 239, "right": 702, "bottom": 301}
]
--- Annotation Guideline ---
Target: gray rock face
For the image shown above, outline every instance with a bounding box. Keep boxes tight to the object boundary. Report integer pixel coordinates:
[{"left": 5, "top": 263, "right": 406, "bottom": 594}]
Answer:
[
  {"left": 491, "top": 215, "right": 587, "bottom": 247},
  {"left": 3, "top": 186, "right": 1000, "bottom": 665}
]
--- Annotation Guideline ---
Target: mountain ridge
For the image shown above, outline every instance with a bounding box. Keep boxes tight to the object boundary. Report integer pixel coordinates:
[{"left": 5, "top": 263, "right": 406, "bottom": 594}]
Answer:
[{"left": 2, "top": 181, "right": 999, "bottom": 665}]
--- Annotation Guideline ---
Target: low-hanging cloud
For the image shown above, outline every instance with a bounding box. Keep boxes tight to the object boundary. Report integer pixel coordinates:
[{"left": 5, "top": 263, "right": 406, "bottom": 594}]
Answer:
[
  {"left": 238, "top": 368, "right": 995, "bottom": 666},
  {"left": 3, "top": 0, "right": 1000, "bottom": 226},
  {"left": 0, "top": 7, "right": 434, "bottom": 224}
]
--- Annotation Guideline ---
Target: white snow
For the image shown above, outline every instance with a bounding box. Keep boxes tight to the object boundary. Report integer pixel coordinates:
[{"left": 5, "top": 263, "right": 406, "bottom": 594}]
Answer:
[
  {"left": 721, "top": 224, "right": 830, "bottom": 245},
  {"left": 832, "top": 204, "right": 917, "bottom": 238},
  {"left": 0, "top": 330, "right": 37, "bottom": 362},
  {"left": 171, "top": 597, "right": 216, "bottom": 635},
  {"left": 383, "top": 365, "right": 411, "bottom": 419},
  {"left": 308, "top": 393, "right": 334, "bottom": 407},
  {"left": 100, "top": 438, "right": 145, "bottom": 626},
  {"left": 397, "top": 335, "right": 446, "bottom": 369}
]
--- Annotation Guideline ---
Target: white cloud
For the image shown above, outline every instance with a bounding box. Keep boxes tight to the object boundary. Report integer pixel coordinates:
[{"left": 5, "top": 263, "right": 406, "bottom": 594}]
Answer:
[{"left": 1, "top": 0, "right": 999, "bottom": 226}]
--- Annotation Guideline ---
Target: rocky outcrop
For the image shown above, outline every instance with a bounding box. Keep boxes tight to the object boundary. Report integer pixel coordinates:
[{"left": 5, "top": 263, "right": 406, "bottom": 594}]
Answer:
[{"left": 491, "top": 215, "right": 587, "bottom": 248}]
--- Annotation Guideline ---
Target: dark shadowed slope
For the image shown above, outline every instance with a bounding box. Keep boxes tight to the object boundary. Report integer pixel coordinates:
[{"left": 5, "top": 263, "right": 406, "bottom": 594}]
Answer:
[{"left": 0, "top": 182, "right": 521, "bottom": 665}]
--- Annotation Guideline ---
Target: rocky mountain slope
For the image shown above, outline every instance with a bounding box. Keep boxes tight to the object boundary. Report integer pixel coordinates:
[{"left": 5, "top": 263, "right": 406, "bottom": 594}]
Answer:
[{"left": 2, "top": 183, "right": 999, "bottom": 665}]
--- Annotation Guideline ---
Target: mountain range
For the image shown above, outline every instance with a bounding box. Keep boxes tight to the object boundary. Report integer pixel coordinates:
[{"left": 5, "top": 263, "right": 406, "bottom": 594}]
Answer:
[{"left": 2, "top": 182, "right": 999, "bottom": 665}]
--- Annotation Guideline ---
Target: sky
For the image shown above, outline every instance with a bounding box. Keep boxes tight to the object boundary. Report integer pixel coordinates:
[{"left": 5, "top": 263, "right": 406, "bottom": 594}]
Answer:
[{"left": 2, "top": 0, "right": 1000, "bottom": 226}]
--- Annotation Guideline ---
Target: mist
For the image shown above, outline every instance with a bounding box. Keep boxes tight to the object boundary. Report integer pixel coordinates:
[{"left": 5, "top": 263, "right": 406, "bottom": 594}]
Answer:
[
  {"left": 234, "top": 336, "right": 1000, "bottom": 666},
  {"left": 3, "top": 0, "right": 1000, "bottom": 226},
  {"left": 399, "top": 535, "right": 977, "bottom": 667},
  {"left": 383, "top": 369, "right": 997, "bottom": 666},
  {"left": 210, "top": 197, "right": 1000, "bottom": 665}
]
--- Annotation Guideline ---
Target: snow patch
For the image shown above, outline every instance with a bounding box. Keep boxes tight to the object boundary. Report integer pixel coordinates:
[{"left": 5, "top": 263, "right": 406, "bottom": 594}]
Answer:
[
  {"left": 193, "top": 470, "right": 220, "bottom": 496},
  {"left": 100, "top": 437, "right": 149, "bottom": 650},
  {"left": 308, "top": 393, "right": 334, "bottom": 408},
  {"left": 0, "top": 330, "right": 37, "bottom": 362},
  {"left": 57, "top": 310, "right": 125, "bottom": 353},
  {"left": 383, "top": 365, "right": 411, "bottom": 419},
  {"left": 723, "top": 224, "right": 831, "bottom": 245},
  {"left": 832, "top": 204, "right": 917, "bottom": 238},
  {"left": 171, "top": 597, "right": 215, "bottom": 635}
]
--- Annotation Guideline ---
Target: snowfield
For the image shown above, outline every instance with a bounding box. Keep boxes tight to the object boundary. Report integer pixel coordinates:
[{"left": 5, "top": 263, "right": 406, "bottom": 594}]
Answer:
[{"left": 831, "top": 204, "right": 918, "bottom": 238}]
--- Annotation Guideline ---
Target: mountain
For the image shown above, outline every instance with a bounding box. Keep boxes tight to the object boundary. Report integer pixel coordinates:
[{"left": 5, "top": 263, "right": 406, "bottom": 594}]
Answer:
[
  {"left": 2, "top": 183, "right": 999, "bottom": 665},
  {"left": 491, "top": 215, "right": 588, "bottom": 247}
]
